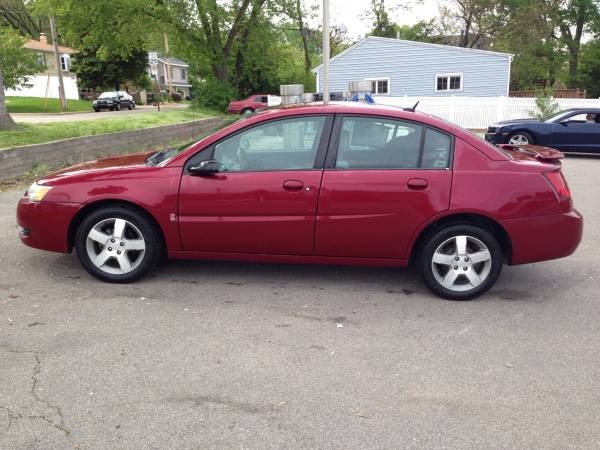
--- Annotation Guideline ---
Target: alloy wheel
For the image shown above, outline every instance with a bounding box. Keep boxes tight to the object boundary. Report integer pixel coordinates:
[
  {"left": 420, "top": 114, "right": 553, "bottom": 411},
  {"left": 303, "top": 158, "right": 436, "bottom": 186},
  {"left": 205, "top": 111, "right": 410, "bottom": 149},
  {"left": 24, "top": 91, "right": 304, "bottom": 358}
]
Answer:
[
  {"left": 85, "top": 218, "right": 146, "bottom": 275},
  {"left": 431, "top": 235, "right": 493, "bottom": 292},
  {"left": 508, "top": 134, "right": 529, "bottom": 145}
]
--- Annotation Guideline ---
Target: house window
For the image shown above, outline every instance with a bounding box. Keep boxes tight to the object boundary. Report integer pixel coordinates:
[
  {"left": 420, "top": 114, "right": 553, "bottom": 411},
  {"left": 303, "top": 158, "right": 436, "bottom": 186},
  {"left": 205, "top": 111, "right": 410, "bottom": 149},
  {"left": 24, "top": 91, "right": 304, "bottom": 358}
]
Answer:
[
  {"left": 36, "top": 53, "right": 46, "bottom": 67},
  {"left": 181, "top": 68, "right": 187, "bottom": 80},
  {"left": 436, "top": 73, "right": 462, "bottom": 92},
  {"left": 365, "top": 78, "right": 390, "bottom": 95},
  {"left": 60, "top": 54, "right": 70, "bottom": 71}
]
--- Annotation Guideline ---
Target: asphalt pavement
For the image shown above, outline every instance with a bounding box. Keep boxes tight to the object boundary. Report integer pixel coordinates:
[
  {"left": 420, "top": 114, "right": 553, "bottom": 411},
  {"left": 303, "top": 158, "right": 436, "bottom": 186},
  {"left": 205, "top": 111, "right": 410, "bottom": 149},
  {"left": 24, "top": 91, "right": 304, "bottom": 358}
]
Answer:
[{"left": 0, "top": 157, "right": 599, "bottom": 449}]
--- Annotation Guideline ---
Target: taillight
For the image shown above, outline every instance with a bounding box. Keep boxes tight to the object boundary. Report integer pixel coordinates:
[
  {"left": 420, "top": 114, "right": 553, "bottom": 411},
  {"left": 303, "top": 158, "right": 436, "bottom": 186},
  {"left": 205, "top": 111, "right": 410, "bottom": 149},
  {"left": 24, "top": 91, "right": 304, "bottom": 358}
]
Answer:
[{"left": 544, "top": 170, "right": 570, "bottom": 200}]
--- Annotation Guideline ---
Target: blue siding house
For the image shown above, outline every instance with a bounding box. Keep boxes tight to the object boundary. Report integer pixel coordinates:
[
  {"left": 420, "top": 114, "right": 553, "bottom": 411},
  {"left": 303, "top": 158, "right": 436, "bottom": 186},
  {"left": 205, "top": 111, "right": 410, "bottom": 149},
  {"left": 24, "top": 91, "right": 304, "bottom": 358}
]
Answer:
[{"left": 313, "top": 36, "right": 513, "bottom": 97}]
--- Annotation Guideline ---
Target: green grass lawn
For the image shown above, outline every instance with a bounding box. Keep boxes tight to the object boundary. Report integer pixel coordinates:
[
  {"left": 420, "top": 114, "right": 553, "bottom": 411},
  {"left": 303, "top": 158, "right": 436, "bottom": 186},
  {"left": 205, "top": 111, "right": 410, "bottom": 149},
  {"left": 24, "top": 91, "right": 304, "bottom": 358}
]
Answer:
[
  {"left": 0, "top": 109, "right": 223, "bottom": 149},
  {"left": 6, "top": 96, "right": 93, "bottom": 113}
]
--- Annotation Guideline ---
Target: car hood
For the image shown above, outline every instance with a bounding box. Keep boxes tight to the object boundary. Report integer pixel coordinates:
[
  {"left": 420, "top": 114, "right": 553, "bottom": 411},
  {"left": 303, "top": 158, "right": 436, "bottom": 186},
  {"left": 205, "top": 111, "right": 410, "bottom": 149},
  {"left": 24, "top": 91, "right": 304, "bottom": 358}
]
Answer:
[{"left": 40, "top": 151, "right": 154, "bottom": 183}]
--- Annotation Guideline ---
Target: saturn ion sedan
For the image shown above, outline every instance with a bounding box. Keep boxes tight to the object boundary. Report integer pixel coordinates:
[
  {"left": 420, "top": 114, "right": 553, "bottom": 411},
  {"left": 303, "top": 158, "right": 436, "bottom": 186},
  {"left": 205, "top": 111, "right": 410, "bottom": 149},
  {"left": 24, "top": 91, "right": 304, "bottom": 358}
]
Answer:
[{"left": 17, "top": 103, "right": 583, "bottom": 300}]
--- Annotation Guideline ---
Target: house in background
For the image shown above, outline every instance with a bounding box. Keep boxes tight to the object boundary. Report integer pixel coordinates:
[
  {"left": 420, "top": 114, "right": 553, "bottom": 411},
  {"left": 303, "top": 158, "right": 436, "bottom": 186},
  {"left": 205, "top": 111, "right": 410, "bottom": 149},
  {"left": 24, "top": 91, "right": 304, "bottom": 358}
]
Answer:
[
  {"left": 5, "top": 33, "right": 79, "bottom": 100},
  {"left": 312, "top": 36, "right": 513, "bottom": 97},
  {"left": 148, "top": 55, "right": 192, "bottom": 98}
]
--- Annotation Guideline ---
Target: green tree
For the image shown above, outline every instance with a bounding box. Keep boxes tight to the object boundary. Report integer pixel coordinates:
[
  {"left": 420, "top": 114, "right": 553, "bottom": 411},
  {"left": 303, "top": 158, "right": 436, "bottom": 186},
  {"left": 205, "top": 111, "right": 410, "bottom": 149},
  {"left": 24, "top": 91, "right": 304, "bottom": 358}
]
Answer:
[
  {"left": 71, "top": 46, "right": 150, "bottom": 90},
  {"left": 0, "top": 0, "right": 41, "bottom": 37},
  {"left": 367, "top": 0, "right": 398, "bottom": 38},
  {"left": 577, "top": 39, "right": 600, "bottom": 97},
  {"left": 0, "top": 27, "right": 38, "bottom": 130}
]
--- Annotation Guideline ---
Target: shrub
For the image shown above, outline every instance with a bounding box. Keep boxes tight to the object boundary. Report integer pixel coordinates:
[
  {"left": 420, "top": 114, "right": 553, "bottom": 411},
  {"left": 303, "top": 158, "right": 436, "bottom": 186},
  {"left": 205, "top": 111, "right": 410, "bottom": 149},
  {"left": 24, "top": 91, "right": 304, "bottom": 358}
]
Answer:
[
  {"left": 192, "top": 78, "right": 234, "bottom": 112},
  {"left": 527, "top": 89, "right": 561, "bottom": 121}
]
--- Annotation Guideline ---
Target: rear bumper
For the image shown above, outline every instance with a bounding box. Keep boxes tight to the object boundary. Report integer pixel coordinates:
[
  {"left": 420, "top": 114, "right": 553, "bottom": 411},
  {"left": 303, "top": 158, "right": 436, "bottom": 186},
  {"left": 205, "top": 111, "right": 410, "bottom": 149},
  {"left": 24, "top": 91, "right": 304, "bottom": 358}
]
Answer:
[
  {"left": 502, "top": 210, "right": 583, "bottom": 265},
  {"left": 17, "top": 198, "right": 80, "bottom": 253}
]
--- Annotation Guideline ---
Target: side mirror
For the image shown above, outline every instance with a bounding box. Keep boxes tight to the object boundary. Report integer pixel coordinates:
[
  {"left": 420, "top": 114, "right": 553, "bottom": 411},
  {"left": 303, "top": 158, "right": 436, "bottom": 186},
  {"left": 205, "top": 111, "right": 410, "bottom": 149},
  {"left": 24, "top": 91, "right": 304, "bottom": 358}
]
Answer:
[{"left": 189, "top": 159, "right": 220, "bottom": 175}]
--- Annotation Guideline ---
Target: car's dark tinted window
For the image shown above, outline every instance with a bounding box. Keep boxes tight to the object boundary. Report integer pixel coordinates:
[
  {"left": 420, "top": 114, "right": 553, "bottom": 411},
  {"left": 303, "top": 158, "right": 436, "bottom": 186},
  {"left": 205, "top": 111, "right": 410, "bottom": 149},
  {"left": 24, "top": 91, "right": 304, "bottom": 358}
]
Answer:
[
  {"left": 335, "top": 116, "right": 452, "bottom": 169},
  {"left": 422, "top": 128, "right": 452, "bottom": 168},
  {"left": 336, "top": 117, "right": 423, "bottom": 169},
  {"left": 213, "top": 116, "right": 326, "bottom": 172}
]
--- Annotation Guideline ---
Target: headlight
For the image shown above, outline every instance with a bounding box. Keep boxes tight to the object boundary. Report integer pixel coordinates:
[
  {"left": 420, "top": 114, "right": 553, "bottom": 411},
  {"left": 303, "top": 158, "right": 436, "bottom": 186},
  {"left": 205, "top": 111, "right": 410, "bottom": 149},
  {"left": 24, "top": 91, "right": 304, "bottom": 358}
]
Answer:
[
  {"left": 26, "top": 182, "right": 52, "bottom": 202},
  {"left": 93, "top": 100, "right": 97, "bottom": 105}
]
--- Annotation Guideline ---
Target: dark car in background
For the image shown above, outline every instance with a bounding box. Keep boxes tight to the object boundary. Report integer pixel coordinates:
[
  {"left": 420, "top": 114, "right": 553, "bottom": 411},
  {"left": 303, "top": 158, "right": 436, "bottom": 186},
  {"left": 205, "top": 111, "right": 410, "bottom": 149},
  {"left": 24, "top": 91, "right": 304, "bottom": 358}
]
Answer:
[
  {"left": 227, "top": 94, "right": 269, "bottom": 114},
  {"left": 485, "top": 108, "right": 600, "bottom": 154},
  {"left": 93, "top": 91, "right": 135, "bottom": 112}
]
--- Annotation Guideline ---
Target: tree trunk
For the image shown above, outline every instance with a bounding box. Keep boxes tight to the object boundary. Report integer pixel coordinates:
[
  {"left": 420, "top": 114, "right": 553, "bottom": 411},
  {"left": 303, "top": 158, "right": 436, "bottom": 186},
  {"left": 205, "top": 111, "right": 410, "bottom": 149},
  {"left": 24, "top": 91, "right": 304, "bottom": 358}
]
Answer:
[
  {"left": 296, "top": 0, "right": 311, "bottom": 76},
  {"left": 0, "top": 73, "right": 17, "bottom": 131}
]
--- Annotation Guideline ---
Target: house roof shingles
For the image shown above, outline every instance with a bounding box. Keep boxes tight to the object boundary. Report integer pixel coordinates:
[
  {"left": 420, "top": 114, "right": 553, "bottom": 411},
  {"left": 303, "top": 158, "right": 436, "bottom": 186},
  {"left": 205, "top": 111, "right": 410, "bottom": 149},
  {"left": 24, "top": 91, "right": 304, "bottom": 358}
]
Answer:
[{"left": 23, "top": 39, "right": 77, "bottom": 54}]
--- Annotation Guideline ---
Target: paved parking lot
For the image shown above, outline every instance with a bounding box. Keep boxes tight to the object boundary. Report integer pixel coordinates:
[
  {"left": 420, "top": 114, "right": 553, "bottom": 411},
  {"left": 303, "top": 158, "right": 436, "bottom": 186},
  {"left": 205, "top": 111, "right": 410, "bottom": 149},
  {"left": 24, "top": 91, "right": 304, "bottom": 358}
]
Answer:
[{"left": 1, "top": 157, "right": 599, "bottom": 449}]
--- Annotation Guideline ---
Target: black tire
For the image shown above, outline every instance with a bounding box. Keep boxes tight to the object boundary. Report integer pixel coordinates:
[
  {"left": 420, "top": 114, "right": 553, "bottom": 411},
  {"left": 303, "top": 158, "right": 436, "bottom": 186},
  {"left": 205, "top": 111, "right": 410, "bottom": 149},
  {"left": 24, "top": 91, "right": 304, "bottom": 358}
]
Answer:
[
  {"left": 115, "top": 102, "right": 121, "bottom": 111},
  {"left": 128, "top": 101, "right": 134, "bottom": 110},
  {"left": 507, "top": 131, "right": 534, "bottom": 146},
  {"left": 110, "top": 106, "right": 114, "bottom": 111},
  {"left": 241, "top": 107, "right": 254, "bottom": 115},
  {"left": 93, "top": 108, "right": 100, "bottom": 112},
  {"left": 418, "top": 224, "right": 503, "bottom": 300},
  {"left": 74, "top": 206, "right": 161, "bottom": 283}
]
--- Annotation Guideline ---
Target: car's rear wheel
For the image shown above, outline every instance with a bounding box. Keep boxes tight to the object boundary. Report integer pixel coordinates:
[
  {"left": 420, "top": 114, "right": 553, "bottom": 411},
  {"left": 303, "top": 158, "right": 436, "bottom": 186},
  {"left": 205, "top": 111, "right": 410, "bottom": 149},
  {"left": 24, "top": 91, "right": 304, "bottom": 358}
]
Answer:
[
  {"left": 75, "top": 207, "right": 160, "bottom": 283},
  {"left": 128, "top": 101, "right": 134, "bottom": 110},
  {"left": 419, "top": 224, "right": 503, "bottom": 300},
  {"left": 508, "top": 131, "right": 533, "bottom": 146}
]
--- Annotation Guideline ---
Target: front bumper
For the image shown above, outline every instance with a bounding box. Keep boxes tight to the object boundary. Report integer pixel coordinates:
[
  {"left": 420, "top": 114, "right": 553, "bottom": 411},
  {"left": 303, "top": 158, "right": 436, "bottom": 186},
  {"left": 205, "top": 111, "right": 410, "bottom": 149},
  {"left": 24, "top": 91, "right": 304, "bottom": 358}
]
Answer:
[
  {"left": 484, "top": 132, "right": 508, "bottom": 145},
  {"left": 17, "top": 197, "right": 80, "bottom": 253},
  {"left": 501, "top": 210, "right": 583, "bottom": 265}
]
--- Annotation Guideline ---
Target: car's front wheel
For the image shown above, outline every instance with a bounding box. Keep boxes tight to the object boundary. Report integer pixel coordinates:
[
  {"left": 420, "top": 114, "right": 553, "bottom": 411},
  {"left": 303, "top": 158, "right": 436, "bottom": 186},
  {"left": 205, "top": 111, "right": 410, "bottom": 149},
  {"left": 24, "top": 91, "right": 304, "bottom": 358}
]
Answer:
[
  {"left": 114, "top": 102, "right": 121, "bottom": 111},
  {"left": 419, "top": 224, "right": 503, "bottom": 300},
  {"left": 75, "top": 207, "right": 161, "bottom": 283},
  {"left": 508, "top": 131, "right": 533, "bottom": 146}
]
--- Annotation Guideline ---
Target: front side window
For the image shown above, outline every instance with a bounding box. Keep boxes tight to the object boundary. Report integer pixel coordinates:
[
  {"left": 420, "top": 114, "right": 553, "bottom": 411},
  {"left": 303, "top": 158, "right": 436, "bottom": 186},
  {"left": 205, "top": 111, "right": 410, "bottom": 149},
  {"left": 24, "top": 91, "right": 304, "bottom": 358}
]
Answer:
[
  {"left": 213, "top": 116, "right": 326, "bottom": 172},
  {"left": 37, "top": 52, "right": 46, "bottom": 67},
  {"left": 436, "top": 73, "right": 462, "bottom": 92},
  {"left": 335, "top": 116, "right": 451, "bottom": 169}
]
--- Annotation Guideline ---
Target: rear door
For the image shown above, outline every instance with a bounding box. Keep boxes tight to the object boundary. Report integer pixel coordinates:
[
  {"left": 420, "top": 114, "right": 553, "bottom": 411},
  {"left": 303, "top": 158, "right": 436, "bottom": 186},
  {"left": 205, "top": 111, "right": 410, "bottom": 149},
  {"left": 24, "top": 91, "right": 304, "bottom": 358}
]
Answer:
[
  {"left": 178, "top": 115, "right": 332, "bottom": 255},
  {"left": 315, "top": 115, "right": 453, "bottom": 259}
]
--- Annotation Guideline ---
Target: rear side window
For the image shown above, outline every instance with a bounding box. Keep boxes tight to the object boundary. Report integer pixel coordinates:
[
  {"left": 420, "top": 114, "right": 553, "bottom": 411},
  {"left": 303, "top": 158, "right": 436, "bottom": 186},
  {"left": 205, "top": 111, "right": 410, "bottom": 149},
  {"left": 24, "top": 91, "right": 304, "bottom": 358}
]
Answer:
[
  {"left": 421, "top": 128, "right": 452, "bottom": 168},
  {"left": 334, "top": 116, "right": 451, "bottom": 169}
]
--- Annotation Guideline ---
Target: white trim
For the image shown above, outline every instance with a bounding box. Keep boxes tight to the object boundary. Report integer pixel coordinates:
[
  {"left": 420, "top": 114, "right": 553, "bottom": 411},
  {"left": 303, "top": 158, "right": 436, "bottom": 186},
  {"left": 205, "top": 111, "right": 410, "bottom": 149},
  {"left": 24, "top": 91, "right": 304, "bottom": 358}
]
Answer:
[
  {"left": 312, "top": 36, "right": 514, "bottom": 73},
  {"left": 316, "top": 73, "right": 320, "bottom": 93},
  {"left": 364, "top": 77, "right": 391, "bottom": 95},
  {"left": 435, "top": 72, "right": 463, "bottom": 93},
  {"left": 157, "top": 58, "right": 188, "bottom": 68},
  {"left": 506, "top": 56, "right": 513, "bottom": 96}
]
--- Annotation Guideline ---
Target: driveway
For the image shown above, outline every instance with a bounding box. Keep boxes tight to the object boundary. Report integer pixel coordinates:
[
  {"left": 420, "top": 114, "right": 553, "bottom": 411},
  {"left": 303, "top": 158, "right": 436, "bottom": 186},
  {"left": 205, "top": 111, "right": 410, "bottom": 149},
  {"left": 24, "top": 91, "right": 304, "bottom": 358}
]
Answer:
[
  {"left": 0, "top": 157, "right": 599, "bottom": 449},
  {"left": 11, "top": 104, "right": 188, "bottom": 124}
]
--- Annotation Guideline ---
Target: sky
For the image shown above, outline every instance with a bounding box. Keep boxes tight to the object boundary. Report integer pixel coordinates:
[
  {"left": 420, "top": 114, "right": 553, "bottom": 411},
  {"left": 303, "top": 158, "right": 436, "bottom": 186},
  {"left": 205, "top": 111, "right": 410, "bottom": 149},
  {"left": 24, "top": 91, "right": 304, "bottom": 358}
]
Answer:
[{"left": 306, "top": 0, "right": 441, "bottom": 40}]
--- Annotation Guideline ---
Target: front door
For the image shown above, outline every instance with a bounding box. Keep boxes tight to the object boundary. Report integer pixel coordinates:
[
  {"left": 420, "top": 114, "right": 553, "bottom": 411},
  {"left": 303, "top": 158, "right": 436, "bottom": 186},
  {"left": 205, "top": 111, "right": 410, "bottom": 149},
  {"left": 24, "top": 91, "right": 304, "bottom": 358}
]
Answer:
[
  {"left": 178, "top": 115, "right": 331, "bottom": 255},
  {"left": 551, "top": 113, "right": 600, "bottom": 153},
  {"left": 315, "top": 115, "right": 453, "bottom": 259}
]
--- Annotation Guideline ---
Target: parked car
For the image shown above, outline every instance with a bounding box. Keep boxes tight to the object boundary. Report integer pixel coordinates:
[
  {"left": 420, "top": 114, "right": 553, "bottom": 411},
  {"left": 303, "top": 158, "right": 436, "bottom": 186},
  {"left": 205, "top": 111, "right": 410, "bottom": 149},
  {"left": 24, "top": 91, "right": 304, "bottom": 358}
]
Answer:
[
  {"left": 92, "top": 91, "right": 135, "bottom": 112},
  {"left": 485, "top": 108, "right": 600, "bottom": 154},
  {"left": 17, "top": 103, "right": 582, "bottom": 300},
  {"left": 227, "top": 94, "right": 268, "bottom": 114}
]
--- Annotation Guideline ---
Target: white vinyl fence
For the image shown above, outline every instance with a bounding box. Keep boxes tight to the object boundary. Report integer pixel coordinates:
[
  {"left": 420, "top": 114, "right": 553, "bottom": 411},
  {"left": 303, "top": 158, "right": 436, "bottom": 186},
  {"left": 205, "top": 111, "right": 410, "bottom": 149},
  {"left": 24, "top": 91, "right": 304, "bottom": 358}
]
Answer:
[{"left": 373, "top": 95, "right": 600, "bottom": 129}]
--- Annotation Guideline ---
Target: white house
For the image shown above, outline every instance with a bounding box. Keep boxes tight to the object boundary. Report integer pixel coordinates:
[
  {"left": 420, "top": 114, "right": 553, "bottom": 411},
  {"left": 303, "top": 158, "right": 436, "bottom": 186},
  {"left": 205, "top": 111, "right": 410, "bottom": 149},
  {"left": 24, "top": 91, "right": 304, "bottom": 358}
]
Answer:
[
  {"left": 313, "top": 36, "right": 513, "bottom": 97},
  {"left": 6, "top": 33, "right": 79, "bottom": 100}
]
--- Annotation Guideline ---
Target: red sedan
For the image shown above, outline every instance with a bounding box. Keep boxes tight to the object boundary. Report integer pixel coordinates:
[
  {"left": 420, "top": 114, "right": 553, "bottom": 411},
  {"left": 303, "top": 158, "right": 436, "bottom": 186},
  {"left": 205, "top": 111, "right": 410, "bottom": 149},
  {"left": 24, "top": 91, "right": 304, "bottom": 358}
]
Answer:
[
  {"left": 226, "top": 94, "right": 269, "bottom": 114},
  {"left": 17, "top": 103, "right": 583, "bottom": 300}
]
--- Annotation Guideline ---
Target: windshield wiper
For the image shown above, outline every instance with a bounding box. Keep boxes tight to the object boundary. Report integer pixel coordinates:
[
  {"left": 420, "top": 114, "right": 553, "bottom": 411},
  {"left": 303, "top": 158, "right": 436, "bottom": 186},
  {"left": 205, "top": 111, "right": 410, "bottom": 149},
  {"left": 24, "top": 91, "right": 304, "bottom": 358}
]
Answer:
[{"left": 146, "top": 147, "right": 178, "bottom": 166}]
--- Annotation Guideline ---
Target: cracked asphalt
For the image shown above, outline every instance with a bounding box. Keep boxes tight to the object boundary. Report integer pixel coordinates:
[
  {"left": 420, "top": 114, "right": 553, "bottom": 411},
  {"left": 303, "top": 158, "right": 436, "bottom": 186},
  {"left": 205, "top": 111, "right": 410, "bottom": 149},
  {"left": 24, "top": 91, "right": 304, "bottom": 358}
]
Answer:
[{"left": 1, "top": 157, "right": 600, "bottom": 449}]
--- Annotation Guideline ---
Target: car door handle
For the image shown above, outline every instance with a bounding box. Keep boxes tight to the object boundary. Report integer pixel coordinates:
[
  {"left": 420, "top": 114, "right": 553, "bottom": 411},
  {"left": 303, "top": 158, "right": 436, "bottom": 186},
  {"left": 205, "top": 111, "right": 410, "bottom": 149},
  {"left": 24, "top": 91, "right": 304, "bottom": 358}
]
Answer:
[
  {"left": 407, "top": 178, "right": 428, "bottom": 189},
  {"left": 283, "top": 180, "right": 304, "bottom": 191}
]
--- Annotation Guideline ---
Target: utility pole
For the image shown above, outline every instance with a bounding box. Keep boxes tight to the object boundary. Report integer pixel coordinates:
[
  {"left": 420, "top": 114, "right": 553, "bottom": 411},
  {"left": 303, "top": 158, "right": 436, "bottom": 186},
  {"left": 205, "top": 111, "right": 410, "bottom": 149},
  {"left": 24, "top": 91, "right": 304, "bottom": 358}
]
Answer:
[
  {"left": 322, "top": 0, "right": 330, "bottom": 105},
  {"left": 49, "top": 16, "right": 67, "bottom": 111},
  {"left": 164, "top": 33, "right": 173, "bottom": 96}
]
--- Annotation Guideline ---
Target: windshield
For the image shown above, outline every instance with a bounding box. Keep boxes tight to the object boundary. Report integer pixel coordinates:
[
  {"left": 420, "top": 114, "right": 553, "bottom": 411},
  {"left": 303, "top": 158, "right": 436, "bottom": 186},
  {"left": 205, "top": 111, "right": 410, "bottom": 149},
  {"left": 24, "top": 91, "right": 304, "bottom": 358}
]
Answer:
[
  {"left": 146, "top": 116, "right": 243, "bottom": 166},
  {"left": 99, "top": 92, "right": 117, "bottom": 98}
]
